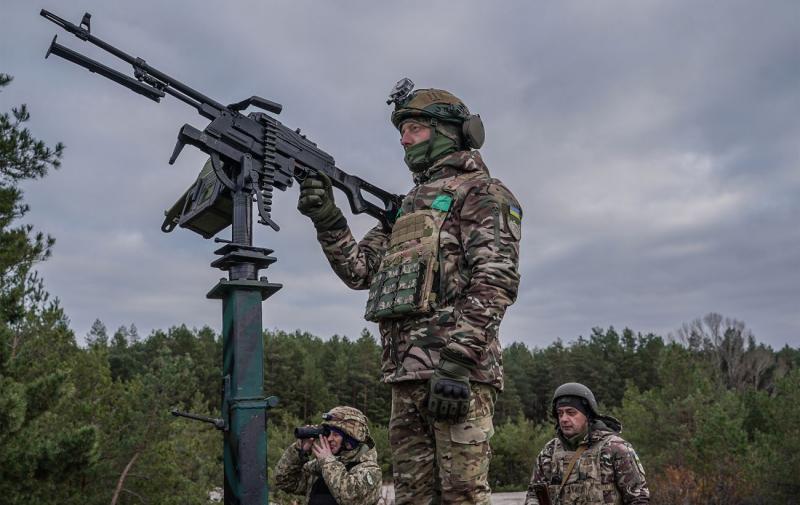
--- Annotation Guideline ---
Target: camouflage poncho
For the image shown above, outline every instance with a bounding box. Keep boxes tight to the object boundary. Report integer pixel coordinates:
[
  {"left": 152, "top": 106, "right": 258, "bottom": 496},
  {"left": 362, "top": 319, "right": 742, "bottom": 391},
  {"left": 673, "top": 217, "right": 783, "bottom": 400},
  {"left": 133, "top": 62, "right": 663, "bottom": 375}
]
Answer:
[
  {"left": 315, "top": 150, "right": 521, "bottom": 390},
  {"left": 524, "top": 417, "right": 650, "bottom": 505},
  {"left": 273, "top": 441, "right": 382, "bottom": 505}
]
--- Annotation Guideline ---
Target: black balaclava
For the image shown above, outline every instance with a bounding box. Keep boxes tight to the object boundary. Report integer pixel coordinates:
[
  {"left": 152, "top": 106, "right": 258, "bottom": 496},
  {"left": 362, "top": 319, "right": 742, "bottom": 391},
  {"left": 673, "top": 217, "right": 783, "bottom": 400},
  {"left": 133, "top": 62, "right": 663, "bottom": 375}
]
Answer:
[{"left": 555, "top": 395, "right": 592, "bottom": 419}]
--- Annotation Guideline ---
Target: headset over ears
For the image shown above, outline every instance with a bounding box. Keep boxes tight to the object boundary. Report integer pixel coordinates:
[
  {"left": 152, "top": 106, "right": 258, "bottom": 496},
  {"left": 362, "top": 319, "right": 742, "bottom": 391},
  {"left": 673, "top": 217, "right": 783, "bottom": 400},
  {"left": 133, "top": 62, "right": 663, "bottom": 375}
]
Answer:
[{"left": 462, "top": 114, "right": 485, "bottom": 149}]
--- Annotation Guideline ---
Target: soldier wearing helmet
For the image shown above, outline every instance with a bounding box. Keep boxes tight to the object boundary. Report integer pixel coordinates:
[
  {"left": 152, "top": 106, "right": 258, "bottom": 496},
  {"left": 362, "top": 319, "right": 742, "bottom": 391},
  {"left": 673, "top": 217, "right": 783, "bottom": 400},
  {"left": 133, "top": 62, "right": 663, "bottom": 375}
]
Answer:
[
  {"left": 524, "top": 383, "right": 650, "bottom": 505},
  {"left": 298, "top": 78, "right": 522, "bottom": 504},
  {"left": 274, "top": 406, "right": 382, "bottom": 505}
]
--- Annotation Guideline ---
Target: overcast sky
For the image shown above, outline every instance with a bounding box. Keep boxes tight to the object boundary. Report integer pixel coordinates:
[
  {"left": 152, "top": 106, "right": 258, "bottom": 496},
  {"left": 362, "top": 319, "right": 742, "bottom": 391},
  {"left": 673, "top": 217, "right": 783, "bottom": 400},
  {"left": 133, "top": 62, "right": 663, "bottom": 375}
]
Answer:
[{"left": 2, "top": 0, "right": 798, "bottom": 349}]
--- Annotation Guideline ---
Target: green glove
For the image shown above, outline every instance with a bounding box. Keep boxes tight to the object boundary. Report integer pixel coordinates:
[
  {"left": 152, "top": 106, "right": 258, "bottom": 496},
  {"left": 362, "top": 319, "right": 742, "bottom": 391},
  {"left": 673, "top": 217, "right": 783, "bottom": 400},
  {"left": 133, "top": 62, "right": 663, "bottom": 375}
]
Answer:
[
  {"left": 297, "top": 172, "right": 346, "bottom": 232},
  {"left": 428, "top": 352, "right": 473, "bottom": 423}
]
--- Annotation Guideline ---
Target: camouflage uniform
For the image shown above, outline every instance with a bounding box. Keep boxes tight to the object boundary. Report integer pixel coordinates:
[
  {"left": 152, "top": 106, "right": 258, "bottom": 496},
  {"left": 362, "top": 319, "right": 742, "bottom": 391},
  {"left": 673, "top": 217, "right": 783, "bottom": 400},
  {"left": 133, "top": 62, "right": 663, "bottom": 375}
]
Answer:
[
  {"left": 274, "top": 406, "right": 382, "bottom": 505},
  {"left": 274, "top": 441, "right": 381, "bottom": 505},
  {"left": 315, "top": 149, "right": 521, "bottom": 504},
  {"left": 524, "top": 417, "right": 650, "bottom": 505},
  {"left": 317, "top": 150, "right": 520, "bottom": 388}
]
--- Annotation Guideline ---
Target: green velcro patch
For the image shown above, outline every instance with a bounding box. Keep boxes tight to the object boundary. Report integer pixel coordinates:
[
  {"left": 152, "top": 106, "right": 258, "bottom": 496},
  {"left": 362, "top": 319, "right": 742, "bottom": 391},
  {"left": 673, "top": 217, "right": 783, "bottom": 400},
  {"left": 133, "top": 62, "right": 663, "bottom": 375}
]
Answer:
[{"left": 431, "top": 194, "right": 453, "bottom": 212}]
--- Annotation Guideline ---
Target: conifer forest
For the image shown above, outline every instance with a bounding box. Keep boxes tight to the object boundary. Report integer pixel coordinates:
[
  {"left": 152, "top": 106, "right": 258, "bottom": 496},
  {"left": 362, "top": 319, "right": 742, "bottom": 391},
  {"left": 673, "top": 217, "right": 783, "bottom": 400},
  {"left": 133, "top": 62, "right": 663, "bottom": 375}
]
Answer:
[{"left": 2, "top": 73, "right": 799, "bottom": 504}]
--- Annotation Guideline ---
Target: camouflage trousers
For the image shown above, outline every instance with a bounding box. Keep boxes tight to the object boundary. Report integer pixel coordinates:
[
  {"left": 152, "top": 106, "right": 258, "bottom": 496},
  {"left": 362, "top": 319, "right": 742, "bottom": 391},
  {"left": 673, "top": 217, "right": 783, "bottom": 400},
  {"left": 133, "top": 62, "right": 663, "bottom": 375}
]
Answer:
[{"left": 389, "top": 381, "right": 496, "bottom": 505}]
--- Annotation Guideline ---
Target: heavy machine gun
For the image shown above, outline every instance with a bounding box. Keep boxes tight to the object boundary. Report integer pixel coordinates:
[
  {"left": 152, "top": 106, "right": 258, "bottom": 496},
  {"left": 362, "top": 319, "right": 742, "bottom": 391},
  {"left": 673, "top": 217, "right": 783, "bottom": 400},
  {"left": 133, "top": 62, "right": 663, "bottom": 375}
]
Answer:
[
  {"left": 40, "top": 10, "right": 401, "bottom": 505},
  {"left": 40, "top": 9, "right": 401, "bottom": 238}
]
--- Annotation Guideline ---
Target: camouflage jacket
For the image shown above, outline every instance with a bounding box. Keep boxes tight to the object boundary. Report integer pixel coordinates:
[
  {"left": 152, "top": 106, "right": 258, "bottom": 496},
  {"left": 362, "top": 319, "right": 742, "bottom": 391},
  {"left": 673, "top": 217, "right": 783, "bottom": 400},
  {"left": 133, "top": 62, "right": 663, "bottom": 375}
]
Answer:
[
  {"left": 273, "top": 441, "right": 382, "bottom": 505},
  {"left": 316, "top": 150, "right": 521, "bottom": 390},
  {"left": 524, "top": 418, "right": 650, "bottom": 505}
]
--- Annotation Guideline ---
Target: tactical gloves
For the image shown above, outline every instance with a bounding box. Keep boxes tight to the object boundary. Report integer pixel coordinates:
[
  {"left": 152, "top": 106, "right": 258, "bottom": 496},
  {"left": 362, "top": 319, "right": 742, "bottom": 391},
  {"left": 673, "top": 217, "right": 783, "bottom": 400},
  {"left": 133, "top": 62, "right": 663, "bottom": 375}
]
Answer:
[
  {"left": 428, "top": 350, "right": 473, "bottom": 423},
  {"left": 297, "top": 172, "right": 346, "bottom": 232}
]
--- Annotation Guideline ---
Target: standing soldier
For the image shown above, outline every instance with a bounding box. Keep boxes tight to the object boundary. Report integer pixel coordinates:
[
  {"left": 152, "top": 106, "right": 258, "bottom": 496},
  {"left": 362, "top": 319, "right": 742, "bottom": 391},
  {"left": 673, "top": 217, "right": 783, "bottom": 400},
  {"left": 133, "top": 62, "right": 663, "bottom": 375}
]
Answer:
[
  {"left": 297, "top": 78, "right": 522, "bottom": 504},
  {"left": 525, "top": 383, "right": 650, "bottom": 505},
  {"left": 274, "top": 406, "right": 382, "bottom": 505}
]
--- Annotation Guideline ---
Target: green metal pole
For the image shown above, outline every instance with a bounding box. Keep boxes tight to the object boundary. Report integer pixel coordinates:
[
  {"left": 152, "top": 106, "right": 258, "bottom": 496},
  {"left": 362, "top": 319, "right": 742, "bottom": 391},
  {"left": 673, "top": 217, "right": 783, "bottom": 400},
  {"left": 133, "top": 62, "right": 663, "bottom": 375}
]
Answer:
[{"left": 208, "top": 178, "right": 280, "bottom": 505}]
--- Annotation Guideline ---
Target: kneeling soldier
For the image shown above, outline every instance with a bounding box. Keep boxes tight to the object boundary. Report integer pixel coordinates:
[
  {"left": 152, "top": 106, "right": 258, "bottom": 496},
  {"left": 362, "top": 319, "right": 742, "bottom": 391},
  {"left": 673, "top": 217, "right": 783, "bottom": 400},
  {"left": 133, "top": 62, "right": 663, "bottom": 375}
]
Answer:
[
  {"left": 525, "top": 383, "right": 650, "bottom": 505},
  {"left": 274, "top": 406, "right": 382, "bottom": 505}
]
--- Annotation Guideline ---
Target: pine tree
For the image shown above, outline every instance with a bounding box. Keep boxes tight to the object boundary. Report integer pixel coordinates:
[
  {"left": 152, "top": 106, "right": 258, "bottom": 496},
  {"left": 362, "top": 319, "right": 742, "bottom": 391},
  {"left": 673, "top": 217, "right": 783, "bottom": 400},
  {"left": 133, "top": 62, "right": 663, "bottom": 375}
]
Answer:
[
  {"left": 0, "top": 72, "right": 97, "bottom": 505},
  {"left": 0, "top": 73, "right": 63, "bottom": 327}
]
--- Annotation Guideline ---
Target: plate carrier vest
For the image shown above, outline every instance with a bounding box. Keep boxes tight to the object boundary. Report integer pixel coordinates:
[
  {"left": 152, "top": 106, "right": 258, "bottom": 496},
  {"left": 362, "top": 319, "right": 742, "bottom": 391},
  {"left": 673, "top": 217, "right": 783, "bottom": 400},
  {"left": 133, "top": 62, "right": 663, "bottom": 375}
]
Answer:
[{"left": 364, "top": 171, "right": 486, "bottom": 322}]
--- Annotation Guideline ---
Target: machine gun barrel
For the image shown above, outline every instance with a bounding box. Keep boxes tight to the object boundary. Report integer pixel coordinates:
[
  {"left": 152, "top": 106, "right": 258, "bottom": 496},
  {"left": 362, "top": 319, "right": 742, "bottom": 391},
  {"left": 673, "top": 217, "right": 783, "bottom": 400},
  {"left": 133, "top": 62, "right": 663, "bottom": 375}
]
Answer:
[
  {"left": 40, "top": 9, "right": 135, "bottom": 61},
  {"left": 40, "top": 9, "right": 226, "bottom": 115},
  {"left": 45, "top": 36, "right": 166, "bottom": 102}
]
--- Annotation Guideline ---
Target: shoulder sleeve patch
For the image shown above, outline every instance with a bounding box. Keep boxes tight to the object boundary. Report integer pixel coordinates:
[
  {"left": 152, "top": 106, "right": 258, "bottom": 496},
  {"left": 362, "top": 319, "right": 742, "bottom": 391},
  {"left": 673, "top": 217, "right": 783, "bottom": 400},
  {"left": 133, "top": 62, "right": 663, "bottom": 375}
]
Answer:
[
  {"left": 431, "top": 194, "right": 453, "bottom": 212},
  {"left": 630, "top": 447, "right": 646, "bottom": 476},
  {"left": 503, "top": 203, "right": 522, "bottom": 241}
]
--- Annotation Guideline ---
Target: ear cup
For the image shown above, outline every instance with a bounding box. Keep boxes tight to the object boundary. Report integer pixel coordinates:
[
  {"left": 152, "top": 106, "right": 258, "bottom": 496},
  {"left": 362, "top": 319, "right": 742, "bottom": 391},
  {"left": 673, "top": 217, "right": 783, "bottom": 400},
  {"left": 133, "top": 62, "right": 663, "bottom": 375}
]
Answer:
[{"left": 462, "top": 115, "right": 485, "bottom": 149}]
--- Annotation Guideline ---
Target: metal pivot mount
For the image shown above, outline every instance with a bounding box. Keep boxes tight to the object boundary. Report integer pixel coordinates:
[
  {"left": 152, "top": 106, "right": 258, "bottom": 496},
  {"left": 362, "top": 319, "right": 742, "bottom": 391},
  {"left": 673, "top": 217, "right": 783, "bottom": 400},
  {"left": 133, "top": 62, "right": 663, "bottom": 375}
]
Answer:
[
  {"left": 166, "top": 130, "right": 281, "bottom": 505},
  {"left": 173, "top": 179, "right": 281, "bottom": 505},
  {"left": 210, "top": 161, "right": 281, "bottom": 504}
]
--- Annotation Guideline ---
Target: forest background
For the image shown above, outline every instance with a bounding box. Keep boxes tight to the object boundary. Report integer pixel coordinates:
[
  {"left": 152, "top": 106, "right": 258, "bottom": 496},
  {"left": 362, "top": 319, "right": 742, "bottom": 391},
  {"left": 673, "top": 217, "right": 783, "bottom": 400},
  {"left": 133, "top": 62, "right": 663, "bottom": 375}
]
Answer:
[{"left": 2, "top": 74, "right": 799, "bottom": 505}]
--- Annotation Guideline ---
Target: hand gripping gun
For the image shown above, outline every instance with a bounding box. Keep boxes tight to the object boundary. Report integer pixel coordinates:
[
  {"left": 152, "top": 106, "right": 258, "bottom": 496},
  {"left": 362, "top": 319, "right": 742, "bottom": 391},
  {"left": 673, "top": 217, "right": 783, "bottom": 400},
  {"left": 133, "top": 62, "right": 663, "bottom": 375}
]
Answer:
[{"left": 40, "top": 9, "right": 402, "bottom": 238}]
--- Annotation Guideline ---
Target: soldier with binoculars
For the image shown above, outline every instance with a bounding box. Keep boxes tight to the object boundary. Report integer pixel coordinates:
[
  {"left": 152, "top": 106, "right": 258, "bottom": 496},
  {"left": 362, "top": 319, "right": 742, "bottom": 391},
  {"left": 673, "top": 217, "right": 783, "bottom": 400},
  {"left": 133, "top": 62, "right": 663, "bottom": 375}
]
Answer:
[{"left": 274, "top": 406, "right": 382, "bottom": 505}]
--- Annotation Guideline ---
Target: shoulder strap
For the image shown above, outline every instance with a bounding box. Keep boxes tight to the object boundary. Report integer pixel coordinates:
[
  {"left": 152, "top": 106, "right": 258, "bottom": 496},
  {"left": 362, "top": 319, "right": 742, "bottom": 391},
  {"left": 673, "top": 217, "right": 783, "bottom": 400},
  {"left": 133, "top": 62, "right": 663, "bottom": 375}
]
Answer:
[
  {"left": 437, "top": 171, "right": 489, "bottom": 220},
  {"left": 557, "top": 445, "right": 587, "bottom": 498},
  {"left": 441, "top": 170, "right": 486, "bottom": 195}
]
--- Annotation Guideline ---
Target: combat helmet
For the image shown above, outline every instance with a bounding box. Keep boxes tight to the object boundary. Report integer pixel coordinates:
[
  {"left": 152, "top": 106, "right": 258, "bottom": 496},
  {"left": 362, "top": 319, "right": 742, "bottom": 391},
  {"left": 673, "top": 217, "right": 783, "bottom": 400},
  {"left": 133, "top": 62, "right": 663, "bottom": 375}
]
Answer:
[
  {"left": 551, "top": 382, "right": 600, "bottom": 419},
  {"left": 322, "top": 406, "right": 374, "bottom": 448},
  {"left": 387, "top": 77, "right": 485, "bottom": 149}
]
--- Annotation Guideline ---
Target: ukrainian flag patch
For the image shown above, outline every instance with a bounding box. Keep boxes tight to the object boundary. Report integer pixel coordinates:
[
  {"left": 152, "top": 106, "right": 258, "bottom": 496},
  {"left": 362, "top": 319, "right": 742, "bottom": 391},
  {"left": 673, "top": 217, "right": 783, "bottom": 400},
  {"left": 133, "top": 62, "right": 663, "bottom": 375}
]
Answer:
[{"left": 505, "top": 204, "right": 522, "bottom": 240}]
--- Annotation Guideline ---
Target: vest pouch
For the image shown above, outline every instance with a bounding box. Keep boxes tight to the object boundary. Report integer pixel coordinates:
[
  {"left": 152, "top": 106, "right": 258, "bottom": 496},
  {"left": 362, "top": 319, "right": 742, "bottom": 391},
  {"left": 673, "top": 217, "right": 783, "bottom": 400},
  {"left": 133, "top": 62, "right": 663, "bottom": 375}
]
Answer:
[
  {"left": 364, "top": 242, "right": 436, "bottom": 322},
  {"left": 392, "top": 261, "right": 424, "bottom": 313},
  {"left": 373, "top": 268, "right": 400, "bottom": 320},
  {"left": 364, "top": 271, "right": 386, "bottom": 318},
  {"left": 365, "top": 196, "right": 457, "bottom": 322},
  {"left": 551, "top": 437, "right": 620, "bottom": 505}
]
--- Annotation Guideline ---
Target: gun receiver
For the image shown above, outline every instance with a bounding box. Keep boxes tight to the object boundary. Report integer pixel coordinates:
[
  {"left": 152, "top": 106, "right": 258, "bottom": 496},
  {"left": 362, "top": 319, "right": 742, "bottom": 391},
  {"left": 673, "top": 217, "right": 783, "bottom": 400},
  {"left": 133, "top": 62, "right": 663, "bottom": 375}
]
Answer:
[{"left": 40, "top": 9, "right": 402, "bottom": 234}]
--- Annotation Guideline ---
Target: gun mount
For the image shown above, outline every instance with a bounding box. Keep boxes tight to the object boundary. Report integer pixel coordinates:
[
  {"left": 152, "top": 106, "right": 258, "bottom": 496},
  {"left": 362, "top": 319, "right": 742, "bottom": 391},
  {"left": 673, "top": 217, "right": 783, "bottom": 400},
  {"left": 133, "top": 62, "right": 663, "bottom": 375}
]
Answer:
[{"left": 40, "top": 10, "right": 400, "bottom": 505}]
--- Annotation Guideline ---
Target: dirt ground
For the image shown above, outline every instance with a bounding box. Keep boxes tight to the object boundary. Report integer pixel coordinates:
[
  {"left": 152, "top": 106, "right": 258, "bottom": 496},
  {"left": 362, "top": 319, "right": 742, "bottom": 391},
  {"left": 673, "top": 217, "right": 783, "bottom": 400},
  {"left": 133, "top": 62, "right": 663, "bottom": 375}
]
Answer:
[
  {"left": 489, "top": 491, "right": 527, "bottom": 504},
  {"left": 379, "top": 486, "right": 526, "bottom": 504}
]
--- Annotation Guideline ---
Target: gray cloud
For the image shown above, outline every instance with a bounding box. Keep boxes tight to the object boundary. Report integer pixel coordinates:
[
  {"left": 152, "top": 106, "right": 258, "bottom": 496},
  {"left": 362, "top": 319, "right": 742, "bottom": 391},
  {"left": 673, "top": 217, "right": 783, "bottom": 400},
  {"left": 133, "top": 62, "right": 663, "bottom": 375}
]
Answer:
[{"left": 3, "top": 0, "right": 798, "bottom": 348}]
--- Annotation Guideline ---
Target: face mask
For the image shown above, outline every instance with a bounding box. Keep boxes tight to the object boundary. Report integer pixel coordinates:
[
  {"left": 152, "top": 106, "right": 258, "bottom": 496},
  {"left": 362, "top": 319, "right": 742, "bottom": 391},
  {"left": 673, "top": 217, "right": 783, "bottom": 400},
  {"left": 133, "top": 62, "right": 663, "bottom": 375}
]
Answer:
[{"left": 403, "top": 132, "right": 458, "bottom": 173}]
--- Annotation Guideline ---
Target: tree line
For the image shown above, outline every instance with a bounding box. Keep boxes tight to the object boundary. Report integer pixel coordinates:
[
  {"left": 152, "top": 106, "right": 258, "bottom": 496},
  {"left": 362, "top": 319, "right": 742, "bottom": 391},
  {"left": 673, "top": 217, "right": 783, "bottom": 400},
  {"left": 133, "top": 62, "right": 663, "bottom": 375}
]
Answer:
[{"left": 2, "top": 73, "right": 799, "bottom": 504}]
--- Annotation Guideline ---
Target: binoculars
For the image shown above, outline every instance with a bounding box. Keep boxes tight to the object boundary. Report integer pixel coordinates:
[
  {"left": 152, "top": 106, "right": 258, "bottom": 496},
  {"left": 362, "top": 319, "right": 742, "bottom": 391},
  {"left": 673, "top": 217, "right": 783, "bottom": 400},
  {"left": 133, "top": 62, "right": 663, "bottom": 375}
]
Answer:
[{"left": 294, "top": 425, "right": 331, "bottom": 439}]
